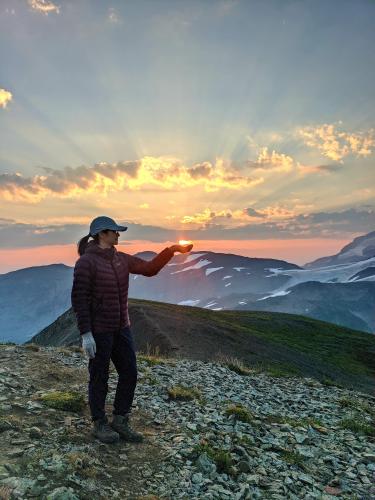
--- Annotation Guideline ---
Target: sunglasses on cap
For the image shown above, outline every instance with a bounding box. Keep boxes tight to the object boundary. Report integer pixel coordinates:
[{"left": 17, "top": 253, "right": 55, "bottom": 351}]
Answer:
[{"left": 103, "top": 229, "right": 119, "bottom": 235}]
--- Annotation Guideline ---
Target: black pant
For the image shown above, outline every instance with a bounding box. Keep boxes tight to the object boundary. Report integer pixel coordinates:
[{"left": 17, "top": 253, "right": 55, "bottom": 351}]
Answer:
[{"left": 88, "top": 325, "right": 137, "bottom": 421}]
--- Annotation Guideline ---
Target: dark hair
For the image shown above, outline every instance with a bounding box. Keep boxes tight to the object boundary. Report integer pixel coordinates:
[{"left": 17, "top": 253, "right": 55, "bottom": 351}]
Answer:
[
  {"left": 77, "top": 229, "right": 115, "bottom": 256},
  {"left": 77, "top": 232, "right": 99, "bottom": 256}
]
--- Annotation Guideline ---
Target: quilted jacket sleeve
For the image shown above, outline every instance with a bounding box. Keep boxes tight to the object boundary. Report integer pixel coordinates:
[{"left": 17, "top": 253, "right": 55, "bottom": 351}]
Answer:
[
  {"left": 127, "top": 247, "right": 174, "bottom": 277},
  {"left": 71, "top": 256, "right": 94, "bottom": 335}
]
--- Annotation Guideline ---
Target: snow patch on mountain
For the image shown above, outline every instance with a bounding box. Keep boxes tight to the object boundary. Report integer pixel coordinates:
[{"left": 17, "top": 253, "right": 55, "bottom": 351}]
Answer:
[
  {"left": 257, "top": 290, "right": 292, "bottom": 301},
  {"left": 205, "top": 267, "right": 224, "bottom": 276},
  {"left": 264, "top": 257, "right": 375, "bottom": 293},
  {"left": 351, "top": 275, "right": 375, "bottom": 282},
  {"left": 204, "top": 301, "right": 217, "bottom": 308},
  {"left": 183, "top": 253, "right": 208, "bottom": 264},
  {"left": 167, "top": 252, "right": 208, "bottom": 266},
  {"left": 178, "top": 299, "right": 201, "bottom": 306},
  {"left": 170, "top": 259, "right": 212, "bottom": 274}
]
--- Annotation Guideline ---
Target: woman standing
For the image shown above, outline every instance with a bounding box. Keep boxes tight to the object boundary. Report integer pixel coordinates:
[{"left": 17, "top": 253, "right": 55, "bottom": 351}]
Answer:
[{"left": 71, "top": 215, "right": 193, "bottom": 443}]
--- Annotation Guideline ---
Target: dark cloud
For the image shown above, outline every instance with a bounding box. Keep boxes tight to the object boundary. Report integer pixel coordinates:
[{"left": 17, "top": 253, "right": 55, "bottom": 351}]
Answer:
[
  {"left": 0, "top": 173, "right": 36, "bottom": 189},
  {"left": 188, "top": 163, "right": 212, "bottom": 179},
  {"left": 37, "top": 161, "right": 142, "bottom": 192},
  {"left": 245, "top": 207, "right": 266, "bottom": 218},
  {"left": 114, "top": 161, "right": 140, "bottom": 178},
  {"left": 313, "top": 164, "right": 343, "bottom": 172},
  {"left": 0, "top": 207, "right": 374, "bottom": 249},
  {"left": 294, "top": 207, "right": 374, "bottom": 225}
]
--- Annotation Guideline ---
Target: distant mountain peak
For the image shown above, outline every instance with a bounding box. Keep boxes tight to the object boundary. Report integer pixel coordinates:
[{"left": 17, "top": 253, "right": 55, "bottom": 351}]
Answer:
[{"left": 304, "top": 230, "right": 375, "bottom": 269}]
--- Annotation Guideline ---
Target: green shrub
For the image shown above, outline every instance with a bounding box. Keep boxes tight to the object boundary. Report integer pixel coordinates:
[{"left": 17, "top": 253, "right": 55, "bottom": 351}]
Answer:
[
  {"left": 321, "top": 377, "right": 344, "bottom": 388},
  {"left": 215, "top": 353, "right": 254, "bottom": 376},
  {"left": 339, "top": 416, "right": 375, "bottom": 436},
  {"left": 23, "top": 343, "right": 40, "bottom": 351},
  {"left": 225, "top": 403, "right": 255, "bottom": 424},
  {"left": 40, "top": 391, "right": 85, "bottom": 412},
  {"left": 338, "top": 397, "right": 375, "bottom": 418},
  {"left": 167, "top": 385, "right": 201, "bottom": 401},
  {"left": 138, "top": 354, "right": 167, "bottom": 366},
  {"left": 279, "top": 449, "right": 306, "bottom": 466},
  {"left": 191, "top": 443, "right": 234, "bottom": 474}
]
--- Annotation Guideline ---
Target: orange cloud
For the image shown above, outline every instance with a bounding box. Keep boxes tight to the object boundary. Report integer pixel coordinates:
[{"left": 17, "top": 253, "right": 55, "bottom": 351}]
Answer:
[
  {"left": 297, "top": 122, "right": 375, "bottom": 162},
  {"left": 0, "top": 88, "right": 12, "bottom": 109},
  {"left": 250, "top": 146, "right": 340, "bottom": 178},
  {"left": 179, "top": 204, "right": 297, "bottom": 228},
  {"left": 28, "top": 0, "right": 60, "bottom": 15},
  {"left": 296, "top": 163, "right": 343, "bottom": 177},
  {"left": 254, "top": 147, "right": 294, "bottom": 173},
  {"left": 0, "top": 156, "right": 263, "bottom": 203}
]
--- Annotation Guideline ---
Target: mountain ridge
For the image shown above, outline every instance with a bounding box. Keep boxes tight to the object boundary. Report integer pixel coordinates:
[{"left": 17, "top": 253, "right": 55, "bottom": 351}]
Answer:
[
  {"left": 304, "top": 230, "right": 375, "bottom": 268},
  {"left": 2, "top": 230, "right": 374, "bottom": 343}
]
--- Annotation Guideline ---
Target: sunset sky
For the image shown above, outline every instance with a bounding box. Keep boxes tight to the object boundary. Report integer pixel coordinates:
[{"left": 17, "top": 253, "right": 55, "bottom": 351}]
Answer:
[{"left": 0, "top": 0, "right": 374, "bottom": 273}]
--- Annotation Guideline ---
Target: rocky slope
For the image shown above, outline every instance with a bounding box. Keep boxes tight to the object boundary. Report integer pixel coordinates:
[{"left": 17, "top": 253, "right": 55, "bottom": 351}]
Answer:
[{"left": 0, "top": 343, "right": 374, "bottom": 499}]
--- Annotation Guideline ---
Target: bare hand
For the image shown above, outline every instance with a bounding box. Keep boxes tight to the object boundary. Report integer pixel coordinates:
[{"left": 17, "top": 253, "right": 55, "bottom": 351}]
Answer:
[{"left": 173, "top": 243, "right": 193, "bottom": 253}]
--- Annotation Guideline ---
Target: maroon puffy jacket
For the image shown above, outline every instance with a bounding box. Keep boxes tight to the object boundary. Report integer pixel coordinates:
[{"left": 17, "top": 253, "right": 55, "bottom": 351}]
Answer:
[{"left": 71, "top": 240, "right": 174, "bottom": 335}]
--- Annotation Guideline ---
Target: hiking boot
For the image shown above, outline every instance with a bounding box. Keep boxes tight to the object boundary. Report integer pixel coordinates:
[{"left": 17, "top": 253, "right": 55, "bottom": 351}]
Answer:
[
  {"left": 92, "top": 415, "right": 120, "bottom": 443},
  {"left": 111, "top": 413, "right": 144, "bottom": 442}
]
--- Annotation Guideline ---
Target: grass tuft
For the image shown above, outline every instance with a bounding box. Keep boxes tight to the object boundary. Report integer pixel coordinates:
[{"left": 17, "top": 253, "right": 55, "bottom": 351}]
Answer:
[
  {"left": 338, "top": 415, "right": 375, "bottom": 436},
  {"left": 192, "top": 442, "right": 234, "bottom": 475},
  {"left": 39, "top": 391, "right": 85, "bottom": 412},
  {"left": 279, "top": 449, "right": 306, "bottom": 467},
  {"left": 167, "top": 385, "right": 202, "bottom": 401},
  {"left": 225, "top": 403, "right": 255, "bottom": 424},
  {"left": 321, "top": 377, "right": 344, "bottom": 388},
  {"left": 22, "top": 343, "right": 40, "bottom": 351},
  {"left": 0, "top": 485, "right": 13, "bottom": 499},
  {"left": 137, "top": 354, "right": 169, "bottom": 366},
  {"left": 214, "top": 353, "right": 255, "bottom": 376},
  {"left": 65, "top": 451, "right": 98, "bottom": 478}
]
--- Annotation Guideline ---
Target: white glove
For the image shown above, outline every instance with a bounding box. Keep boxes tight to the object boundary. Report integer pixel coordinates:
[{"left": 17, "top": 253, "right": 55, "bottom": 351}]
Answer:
[{"left": 81, "top": 331, "right": 96, "bottom": 359}]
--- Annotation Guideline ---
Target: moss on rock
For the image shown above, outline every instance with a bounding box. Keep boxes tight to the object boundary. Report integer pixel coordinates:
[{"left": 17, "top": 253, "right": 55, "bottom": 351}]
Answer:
[{"left": 40, "top": 391, "right": 85, "bottom": 412}]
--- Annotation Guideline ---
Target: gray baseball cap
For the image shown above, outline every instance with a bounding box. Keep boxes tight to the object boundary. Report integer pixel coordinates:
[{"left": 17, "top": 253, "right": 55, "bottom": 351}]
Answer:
[{"left": 89, "top": 216, "right": 128, "bottom": 236}]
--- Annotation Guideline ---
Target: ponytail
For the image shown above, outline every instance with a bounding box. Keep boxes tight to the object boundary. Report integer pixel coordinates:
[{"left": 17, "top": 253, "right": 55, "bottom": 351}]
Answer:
[{"left": 77, "top": 232, "right": 99, "bottom": 256}]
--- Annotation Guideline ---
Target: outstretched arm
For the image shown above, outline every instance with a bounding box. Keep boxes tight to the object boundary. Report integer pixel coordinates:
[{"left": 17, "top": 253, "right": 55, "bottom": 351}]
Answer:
[{"left": 128, "top": 243, "right": 193, "bottom": 277}]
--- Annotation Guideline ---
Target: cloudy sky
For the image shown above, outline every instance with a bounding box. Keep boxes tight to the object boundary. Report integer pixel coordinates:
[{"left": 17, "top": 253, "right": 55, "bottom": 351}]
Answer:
[{"left": 0, "top": 0, "right": 374, "bottom": 273}]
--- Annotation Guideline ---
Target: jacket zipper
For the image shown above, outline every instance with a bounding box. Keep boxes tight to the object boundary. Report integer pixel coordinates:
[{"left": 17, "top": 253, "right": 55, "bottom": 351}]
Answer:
[{"left": 110, "top": 259, "right": 122, "bottom": 330}]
